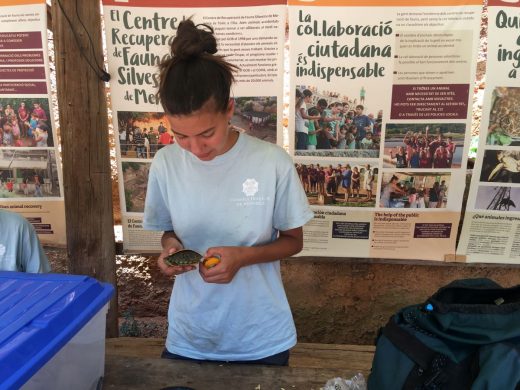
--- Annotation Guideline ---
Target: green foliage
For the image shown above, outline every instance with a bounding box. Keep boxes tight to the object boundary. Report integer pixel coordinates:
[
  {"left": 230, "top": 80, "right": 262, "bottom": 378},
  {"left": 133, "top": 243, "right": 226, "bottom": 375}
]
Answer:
[
  {"left": 385, "top": 123, "right": 466, "bottom": 138},
  {"left": 119, "top": 309, "right": 141, "bottom": 337},
  {"left": 123, "top": 162, "right": 141, "bottom": 171},
  {"left": 242, "top": 102, "right": 254, "bottom": 112},
  {"left": 234, "top": 97, "right": 251, "bottom": 106},
  {"left": 125, "top": 189, "right": 133, "bottom": 211},
  {"left": 117, "top": 111, "right": 164, "bottom": 123},
  {"left": 0, "top": 97, "right": 51, "bottom": 116}
]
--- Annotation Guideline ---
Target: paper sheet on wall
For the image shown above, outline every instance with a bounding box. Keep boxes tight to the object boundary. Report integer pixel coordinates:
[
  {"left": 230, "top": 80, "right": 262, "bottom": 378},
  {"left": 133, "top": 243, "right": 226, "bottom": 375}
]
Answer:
[
  {"left": 0, "top": 0, "right": 66, "bottom": 246},
  {"left": 289, "top": 0, "right": 482, "bottom": 261},
  {"left": 102, "top": 0, "right": 287, "bottom": 252},
  {"left": 457, "top": 0, "right": 520, "bottom": 264}
]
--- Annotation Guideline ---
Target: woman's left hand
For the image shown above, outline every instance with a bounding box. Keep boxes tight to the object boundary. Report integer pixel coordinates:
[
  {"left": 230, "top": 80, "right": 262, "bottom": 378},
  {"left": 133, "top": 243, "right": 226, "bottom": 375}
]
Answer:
[{"left": 199, "top": 246, "right": 244, "bottom": 284}]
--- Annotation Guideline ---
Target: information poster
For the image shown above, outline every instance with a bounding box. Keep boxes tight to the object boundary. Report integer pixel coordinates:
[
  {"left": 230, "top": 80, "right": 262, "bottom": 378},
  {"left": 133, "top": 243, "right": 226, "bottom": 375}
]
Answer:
[
  {"left": 458, "top": 0, "right": 520, "bottom": 264},
  {"left": 289, "top": 0, "right": 481, "bottom": 260},
  {"left": 102, "top": 0, "right": 286, "bottom": 252},
  {"left": 0, "top": 0, "right": 66, "bottom": 245}
]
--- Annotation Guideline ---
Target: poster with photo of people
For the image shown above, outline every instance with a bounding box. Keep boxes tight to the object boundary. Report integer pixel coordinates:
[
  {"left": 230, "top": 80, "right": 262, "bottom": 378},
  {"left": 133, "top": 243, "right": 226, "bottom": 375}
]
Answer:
[
  {"left": 117, "top": 111, "right": 174, "bottom": 160},
  {"left": 0, "top": 0, "right": 65, "bottom": 245},
  {"left": 379, "top": 172, "right": 450, "bottom": 209},
  {"left": 383, "top": 123, "right": 464, "bottom": 169},
  {"left": 290, "top": 0, "right": 481, "bottom": 261},
  {"left": 293, "top": 85, "right": 382, "bottom": 158},
  {"left": 296, "top": 159, "right": 378, "bottom": 208},
  {"left": 0, "top": 150, "right": 60, "bottom": 199},
  {"left": 458, "top": 1, "right": 520, "bottom": 264},
  {"left": 0, "top": 98, "right": 53, "bottom": 148},
  {"left": 103, "top": 0, "right": 287, "bottom": 252}
]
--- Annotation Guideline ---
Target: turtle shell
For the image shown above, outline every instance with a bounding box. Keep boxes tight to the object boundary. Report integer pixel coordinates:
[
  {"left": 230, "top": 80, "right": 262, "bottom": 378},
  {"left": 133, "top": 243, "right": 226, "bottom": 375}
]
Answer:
[{"left": 164, "top": 249, "right": 202, "bottom": 266}]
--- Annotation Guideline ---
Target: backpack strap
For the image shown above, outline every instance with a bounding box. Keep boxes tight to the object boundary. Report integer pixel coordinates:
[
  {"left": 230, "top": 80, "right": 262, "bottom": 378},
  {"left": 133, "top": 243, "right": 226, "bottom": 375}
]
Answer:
[
  {"left": 383, "top": 316, "right": 479, "bottom": 390},
  {"left": 383, "top": 316, "right": 434, "bottom": 369}
]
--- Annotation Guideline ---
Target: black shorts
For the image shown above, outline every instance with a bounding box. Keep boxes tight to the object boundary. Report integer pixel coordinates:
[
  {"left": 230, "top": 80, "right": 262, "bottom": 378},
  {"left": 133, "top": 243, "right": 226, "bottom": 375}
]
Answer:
[{"left": 161, "top": 348, "right": 290, "bottom": 366}]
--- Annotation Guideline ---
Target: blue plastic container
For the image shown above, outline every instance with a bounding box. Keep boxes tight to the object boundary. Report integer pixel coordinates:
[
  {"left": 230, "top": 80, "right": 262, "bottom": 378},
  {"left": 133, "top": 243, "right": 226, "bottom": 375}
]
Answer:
[{"left": 0, "top": 272, "right": 114, "bottom": 390}]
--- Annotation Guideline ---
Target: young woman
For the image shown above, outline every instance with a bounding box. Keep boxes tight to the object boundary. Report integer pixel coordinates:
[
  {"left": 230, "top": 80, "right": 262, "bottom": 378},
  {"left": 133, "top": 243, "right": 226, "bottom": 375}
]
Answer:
[
  {"left": 390, "top": 146, "right": 407, "bottom": 168},
  {"left": 317, "top": 122, "right": 333, "bottom": 150},
  {"left": 433, "top": 145, "right": 450, "bottom": 168},
  {"left": 408, "top": 187, "right": 418, "bottom": 208},
  {"left": 419, "top": 148, "right": 431, "bottom": 168},
  {"left": 143, "top": 20, "right": 313, "bottom": 365},
  {"left": 351, "top": 166, "right": 360, "bottom": 198},
  {"left": 428, "top": 182, "right": 440, "bottom": 208},
  {"left": 17, "top": 102, "right": 29, "bottom": 139},
  {"left": 341, "top": 164, "right": 352, "bottom": 201},
  {"left": 380, "top": 175, "right": 406, "bottom": 208},
  {"left": 4, "top": 104, "right": 14, "bottom": 118},
  {"left": 295, "top": 89, "right": 319, "bottom": 150}
]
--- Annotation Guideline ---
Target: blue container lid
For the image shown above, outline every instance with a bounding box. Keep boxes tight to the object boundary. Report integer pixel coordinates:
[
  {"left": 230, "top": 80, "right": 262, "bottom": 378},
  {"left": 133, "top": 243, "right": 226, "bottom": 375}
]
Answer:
[{"left": 0, "top": 272, "right": 114, "bottom": 390}]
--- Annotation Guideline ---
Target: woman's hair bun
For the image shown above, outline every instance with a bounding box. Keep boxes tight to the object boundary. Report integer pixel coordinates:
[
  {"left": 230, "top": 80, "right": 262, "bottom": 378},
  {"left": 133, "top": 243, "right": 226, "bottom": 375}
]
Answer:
[{"left": 170, "top": 19, "right": 217, "bottom": 60}]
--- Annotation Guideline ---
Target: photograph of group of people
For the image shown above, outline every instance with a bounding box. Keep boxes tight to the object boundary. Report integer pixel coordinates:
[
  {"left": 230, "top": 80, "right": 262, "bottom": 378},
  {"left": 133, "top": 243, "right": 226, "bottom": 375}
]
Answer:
[
  {"left": 296, "top": 160, "right": 378, "bottom": 207},
  {"left": 118, "top": 97, "right": 277, "bottom": 160},
  {"left": 486, "top": 87, "right": 520, "bottom": 146},
  {"left": 475, "top": 185, "right": 520, "bottom": 211},
  {"left": 379, "top": 172, "right": 450, "bottom": 209},
  {"left": 0, "top": 150, "right": 60, "bottom": 198},
  {"left": 383, "top": 123, "right": 464, "bottom": 169},
  {"left": 294, "top": 86, "right": 382, "bottom": 158},
  {"left": 118, "top": 111, "right": 175, "bottom": 159},
  {"left": 0, "top": 98, "right": 53, "bottom": 148}
]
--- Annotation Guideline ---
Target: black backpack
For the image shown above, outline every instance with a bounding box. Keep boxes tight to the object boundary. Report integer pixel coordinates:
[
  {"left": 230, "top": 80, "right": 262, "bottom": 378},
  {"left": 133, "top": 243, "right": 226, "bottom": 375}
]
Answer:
[{"left": 368, "top": 278, "right": 520, "bottom": 390}]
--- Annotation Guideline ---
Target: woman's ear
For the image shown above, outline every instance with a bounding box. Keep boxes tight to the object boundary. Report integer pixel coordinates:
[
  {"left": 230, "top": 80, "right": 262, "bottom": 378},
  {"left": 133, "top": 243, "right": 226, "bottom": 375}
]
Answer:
[{"left": 226, "top": 98, "right": 235, "bottom": 121}]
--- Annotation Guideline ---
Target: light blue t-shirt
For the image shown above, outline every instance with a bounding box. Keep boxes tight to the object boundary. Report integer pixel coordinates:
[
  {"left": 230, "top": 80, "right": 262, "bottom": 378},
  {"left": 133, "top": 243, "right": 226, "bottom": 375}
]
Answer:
[
  {"left": 143, "top": 132, "right": 313, "bottom": 361},
  {"left": 0, "top": 210, "right": 50, "bottom": 273}
]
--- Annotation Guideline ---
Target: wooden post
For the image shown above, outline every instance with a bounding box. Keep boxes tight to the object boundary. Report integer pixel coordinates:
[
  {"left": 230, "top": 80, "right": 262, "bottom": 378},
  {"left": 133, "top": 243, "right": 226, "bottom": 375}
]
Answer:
[{"left": 51, "top": 0, "right": 118, "bottom": 337}]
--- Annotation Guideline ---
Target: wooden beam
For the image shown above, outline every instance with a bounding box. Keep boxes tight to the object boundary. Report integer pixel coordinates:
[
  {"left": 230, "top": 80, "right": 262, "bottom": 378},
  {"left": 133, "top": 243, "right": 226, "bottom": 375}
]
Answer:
[
  {"left": 105, "top": 338, "right": 376, "bottom": 375},
  {"left": 47, "top": 4, "right": 52, "bottom": 31},
  {"left": 51, "top": 0, "right": 118, "bottom": 338}
]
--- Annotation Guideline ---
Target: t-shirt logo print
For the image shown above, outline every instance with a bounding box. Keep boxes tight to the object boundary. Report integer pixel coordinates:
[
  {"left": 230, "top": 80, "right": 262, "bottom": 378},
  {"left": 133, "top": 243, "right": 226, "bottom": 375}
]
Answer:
[{"left": 242, "top": 178, "right": 259, "bottom": 197}]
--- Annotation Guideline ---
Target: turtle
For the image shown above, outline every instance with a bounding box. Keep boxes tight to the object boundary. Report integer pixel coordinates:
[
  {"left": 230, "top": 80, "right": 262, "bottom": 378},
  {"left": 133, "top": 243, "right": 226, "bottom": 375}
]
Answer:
[{"left": 164, "top": 249, "right": 202, "bottom": 266}]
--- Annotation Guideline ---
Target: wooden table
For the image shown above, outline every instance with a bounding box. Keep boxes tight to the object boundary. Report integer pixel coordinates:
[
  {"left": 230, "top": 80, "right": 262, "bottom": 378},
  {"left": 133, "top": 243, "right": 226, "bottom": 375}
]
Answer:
[{"left": 103, "top": 338, "right": 375, "bottom": 390}]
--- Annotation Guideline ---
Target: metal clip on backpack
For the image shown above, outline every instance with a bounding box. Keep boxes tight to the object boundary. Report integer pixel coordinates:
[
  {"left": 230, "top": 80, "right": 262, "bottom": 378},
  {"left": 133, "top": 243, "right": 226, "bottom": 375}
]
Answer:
[{"left": 368, "top": 278, "right": 520, "bottom": 390}]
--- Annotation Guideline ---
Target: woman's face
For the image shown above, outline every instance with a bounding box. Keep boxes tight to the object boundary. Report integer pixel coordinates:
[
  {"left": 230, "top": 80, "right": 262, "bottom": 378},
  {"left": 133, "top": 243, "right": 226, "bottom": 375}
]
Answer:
[{"left": 167, "top": 99, "right": 234, "bottom": 161}]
